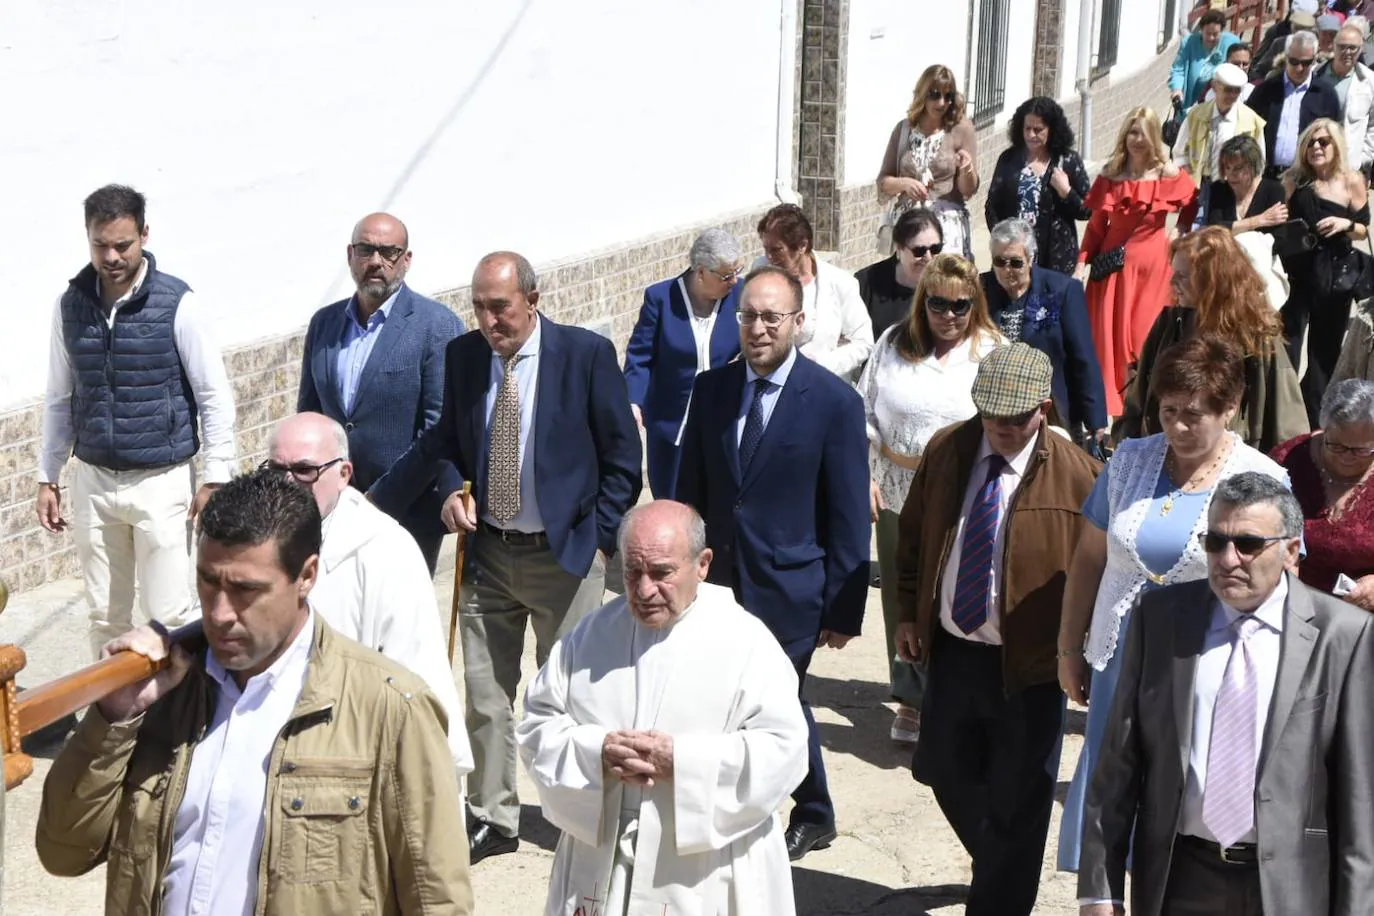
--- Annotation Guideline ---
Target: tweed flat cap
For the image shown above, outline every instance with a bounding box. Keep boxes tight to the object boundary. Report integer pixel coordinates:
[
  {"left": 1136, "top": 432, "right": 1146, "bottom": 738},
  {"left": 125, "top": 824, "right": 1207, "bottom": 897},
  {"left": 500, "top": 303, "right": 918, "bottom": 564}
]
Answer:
[{"left": 971, "top": 343, "right": 1053, "bottom": 418}]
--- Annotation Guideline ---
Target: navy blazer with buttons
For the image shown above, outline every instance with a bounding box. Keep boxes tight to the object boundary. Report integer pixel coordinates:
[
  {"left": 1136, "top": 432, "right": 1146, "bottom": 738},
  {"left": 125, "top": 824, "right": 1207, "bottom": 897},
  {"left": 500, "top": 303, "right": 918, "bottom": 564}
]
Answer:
[
  {"left": 675, "top": 352, "right": 871, "bottom": 644},
  {"left": 981, "top": 266, "right": 1108, "bottom": 432},
  {"left": 368, "top": 316, "right": 642, "bottom": 578},
  {"left": 622, "top": 271, "right": 741, "bottom": 495},
  {"left": 1246, "top": 73, "right": 1343, "bottom": 171},
  {"left": 298, "top": 284, "right": 464, "bottom": 542}
]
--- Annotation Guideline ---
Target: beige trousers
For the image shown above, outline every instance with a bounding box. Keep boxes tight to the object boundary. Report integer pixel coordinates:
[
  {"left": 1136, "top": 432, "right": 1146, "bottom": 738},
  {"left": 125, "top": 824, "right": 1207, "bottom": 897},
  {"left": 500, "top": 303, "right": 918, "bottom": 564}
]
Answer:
[{"left": 69, "top": 458, "right": 195, "bottom": 660}]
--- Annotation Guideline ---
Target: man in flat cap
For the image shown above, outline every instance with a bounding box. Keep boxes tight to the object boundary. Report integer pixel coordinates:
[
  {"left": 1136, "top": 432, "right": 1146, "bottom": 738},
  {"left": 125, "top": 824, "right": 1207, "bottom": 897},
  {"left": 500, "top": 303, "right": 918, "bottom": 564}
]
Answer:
[
  {"left": 1174, "top": 61, "right": 1267, "bottom": 226},
  {"left": 893, "top": 343, "right": 1101, "bottom": 916}
]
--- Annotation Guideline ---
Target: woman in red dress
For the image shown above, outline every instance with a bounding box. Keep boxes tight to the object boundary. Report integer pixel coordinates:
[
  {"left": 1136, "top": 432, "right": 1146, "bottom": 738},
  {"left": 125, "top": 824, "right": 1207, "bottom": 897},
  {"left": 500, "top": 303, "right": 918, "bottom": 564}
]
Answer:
[{"left": 1075, "top": 106, "right": 1198, "bottom": 417}]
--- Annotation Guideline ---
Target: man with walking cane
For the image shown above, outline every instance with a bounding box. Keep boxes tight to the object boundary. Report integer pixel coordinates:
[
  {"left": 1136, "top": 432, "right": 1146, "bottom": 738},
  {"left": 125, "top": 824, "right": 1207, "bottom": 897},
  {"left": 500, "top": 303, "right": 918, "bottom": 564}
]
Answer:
[{"left": 370, "top": 250, "right": 642, "bottom": 864}]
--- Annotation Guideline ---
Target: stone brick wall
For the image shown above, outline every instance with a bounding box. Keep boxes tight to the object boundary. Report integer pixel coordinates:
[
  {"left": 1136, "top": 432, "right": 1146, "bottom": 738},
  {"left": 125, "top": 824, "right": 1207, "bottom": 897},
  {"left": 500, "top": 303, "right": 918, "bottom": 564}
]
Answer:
[{"left": 0, "top": 206, "right": 776, "bottom": 595}]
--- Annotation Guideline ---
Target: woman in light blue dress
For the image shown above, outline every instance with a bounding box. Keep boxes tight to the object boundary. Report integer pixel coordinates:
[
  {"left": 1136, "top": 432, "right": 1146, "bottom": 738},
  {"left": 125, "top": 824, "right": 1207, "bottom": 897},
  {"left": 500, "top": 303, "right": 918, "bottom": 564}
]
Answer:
[{"left": 1053, "top": 337, "right": 1290, "bottom": 871}]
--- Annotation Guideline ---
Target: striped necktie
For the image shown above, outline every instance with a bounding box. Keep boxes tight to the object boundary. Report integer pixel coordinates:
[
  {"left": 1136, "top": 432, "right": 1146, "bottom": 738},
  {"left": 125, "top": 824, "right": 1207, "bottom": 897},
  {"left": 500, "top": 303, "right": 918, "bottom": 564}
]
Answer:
[
  {"left": 949, "top": 455, "right": 1007, "bottom": 635},
  {"left": 1202, "top": 614, "right": 1262, "bottom": 848}
]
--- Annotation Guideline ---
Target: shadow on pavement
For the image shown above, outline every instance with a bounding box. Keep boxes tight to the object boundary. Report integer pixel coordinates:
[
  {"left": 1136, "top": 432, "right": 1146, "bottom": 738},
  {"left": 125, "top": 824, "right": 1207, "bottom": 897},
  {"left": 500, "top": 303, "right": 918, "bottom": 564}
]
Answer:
[
  {"left": 793, "top": 868, "right": 968, "bottom": 916},
  {"left": 806, "top": 673, "right": 914, "bottom": 772}
]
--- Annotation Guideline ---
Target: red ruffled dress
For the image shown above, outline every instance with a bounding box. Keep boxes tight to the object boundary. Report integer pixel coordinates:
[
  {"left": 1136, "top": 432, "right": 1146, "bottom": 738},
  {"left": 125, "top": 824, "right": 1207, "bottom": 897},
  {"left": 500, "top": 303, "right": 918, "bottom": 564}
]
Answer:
[
  {"left": 1078, "top": 172, "right": 1199, "bottom": 416},
  {"left": 1271, "top": 433, "right": 1374, "bottom": 593}
]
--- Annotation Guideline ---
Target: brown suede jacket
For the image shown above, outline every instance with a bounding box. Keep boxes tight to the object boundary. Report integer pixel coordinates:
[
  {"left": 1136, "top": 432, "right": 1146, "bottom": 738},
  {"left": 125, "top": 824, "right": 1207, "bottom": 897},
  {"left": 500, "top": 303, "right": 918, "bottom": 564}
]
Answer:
[{"left": 895, "top": 418, "right": 1101, "bottom": 693}]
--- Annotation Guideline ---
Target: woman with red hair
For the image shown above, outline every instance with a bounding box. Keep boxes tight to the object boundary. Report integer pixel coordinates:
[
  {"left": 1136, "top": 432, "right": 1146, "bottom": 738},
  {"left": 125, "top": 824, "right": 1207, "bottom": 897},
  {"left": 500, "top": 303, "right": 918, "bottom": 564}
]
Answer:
[{"left": 1113, "top": 225, "right": 1308, "bottom": 451}]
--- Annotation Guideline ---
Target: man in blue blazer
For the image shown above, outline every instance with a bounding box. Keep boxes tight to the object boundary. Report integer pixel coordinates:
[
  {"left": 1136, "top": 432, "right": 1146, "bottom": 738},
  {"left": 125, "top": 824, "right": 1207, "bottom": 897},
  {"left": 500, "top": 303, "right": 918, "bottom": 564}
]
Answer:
[
  {"left": 298, "top": 213, "right": 464, "bottom": 573},
  {"left": 370, "top": 251, "right": 641, "bottom": 863},
  {"left": 676, "top": 265, "right": 871, "bottom": 862},
  {"left": 982, "top": 219, "right": 1108, "bottom": 444},
  {"left": 1247, "top": 31, "right": 1342, "bottom": 177},
  {"left": 623, "top": 228, "right": 744, "bottom": 497}
]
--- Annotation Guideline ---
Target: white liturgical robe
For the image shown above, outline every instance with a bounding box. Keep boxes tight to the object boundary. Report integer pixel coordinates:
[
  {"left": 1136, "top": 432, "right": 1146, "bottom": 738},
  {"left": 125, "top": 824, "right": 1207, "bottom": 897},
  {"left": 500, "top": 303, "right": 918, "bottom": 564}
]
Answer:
[{"left": 516, "top": 582, "right": 808, "bottom": 916}]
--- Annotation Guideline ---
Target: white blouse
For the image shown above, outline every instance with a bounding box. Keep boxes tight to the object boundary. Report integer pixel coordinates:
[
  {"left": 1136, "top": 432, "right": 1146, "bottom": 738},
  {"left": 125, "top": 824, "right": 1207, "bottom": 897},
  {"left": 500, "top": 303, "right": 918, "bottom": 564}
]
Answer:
[{"left": 858, "top": 325, "right": 1005, "bottom": 512}]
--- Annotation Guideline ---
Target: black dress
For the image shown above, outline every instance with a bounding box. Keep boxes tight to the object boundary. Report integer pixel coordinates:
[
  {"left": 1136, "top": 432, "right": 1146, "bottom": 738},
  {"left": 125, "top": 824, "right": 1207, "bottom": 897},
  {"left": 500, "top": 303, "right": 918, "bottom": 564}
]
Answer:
[
  {"left": 983, "top": 148, "right": 1092, "bottom": 276},
  {"left": 854, "top": 256, "right": 916, "bottom": 339},
  {"left": 1205, "top": 178, "right": 1287, "bottom": 231},
  {"left": 1284, "top": 182, "right": 1371, "bottom": 426}
]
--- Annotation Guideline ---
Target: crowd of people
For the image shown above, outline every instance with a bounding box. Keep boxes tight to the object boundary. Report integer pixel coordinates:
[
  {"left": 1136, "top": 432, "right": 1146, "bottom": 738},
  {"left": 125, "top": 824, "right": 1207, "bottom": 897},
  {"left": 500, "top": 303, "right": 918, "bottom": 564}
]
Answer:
[{"left": 23, "top": 8, "right": 1374, "bottom": 914}]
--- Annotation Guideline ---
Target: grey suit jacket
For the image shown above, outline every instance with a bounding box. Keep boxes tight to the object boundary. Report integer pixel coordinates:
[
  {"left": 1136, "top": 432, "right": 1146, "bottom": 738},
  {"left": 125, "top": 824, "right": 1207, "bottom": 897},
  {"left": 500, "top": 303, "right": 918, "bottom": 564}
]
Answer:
[{"left": 1079, "top": 573, "right": 1374, "bottom": 916}]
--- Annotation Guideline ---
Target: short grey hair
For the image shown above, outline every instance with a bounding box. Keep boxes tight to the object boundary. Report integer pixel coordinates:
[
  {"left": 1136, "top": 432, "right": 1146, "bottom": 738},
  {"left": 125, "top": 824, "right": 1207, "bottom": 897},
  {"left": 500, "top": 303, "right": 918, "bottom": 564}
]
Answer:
[
  {"left": 1320, "top": 378, "right": 1374, "bottom": 429},
  {"left": 689, "top": 228, "right": 743, "bottom": 271},
  {"left": 268, "top": 413, "right": 350, "bottom": 460},
  {"left": 1210, "top": 472, "right": 1304, "bottom": 537},
  {"left": 1287, "top": 29, "right": 1319, "bottom": 56},
  {"left": 989, "top": 218, "right": 1038, "bottom": 262},
  {"left": 479, "top": 251, "right": 538, "bottom": 296},
  {"left": 616, "top": 503, "right": 708, "bottom": 559},
  {"left": 1346, "top": 16, "right": 1371, "bottom": 40}
]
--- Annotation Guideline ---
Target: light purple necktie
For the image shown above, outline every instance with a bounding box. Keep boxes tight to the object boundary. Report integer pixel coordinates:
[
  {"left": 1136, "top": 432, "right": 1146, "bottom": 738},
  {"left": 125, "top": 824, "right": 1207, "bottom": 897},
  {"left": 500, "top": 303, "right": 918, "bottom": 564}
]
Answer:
[{"left": 1202, "top": 614, "right": 1262, "bottom": 848}]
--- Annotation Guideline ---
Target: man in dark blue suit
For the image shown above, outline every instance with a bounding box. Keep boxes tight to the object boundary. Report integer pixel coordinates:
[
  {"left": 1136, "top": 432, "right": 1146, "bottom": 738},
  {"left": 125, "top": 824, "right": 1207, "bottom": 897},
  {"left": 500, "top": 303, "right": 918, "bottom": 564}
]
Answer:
[
  {"left": 1246, "top": 30, "right": 1343, "bottom": 178},
  {"left": 676, "top": 265, "right": 871, "bottom": 861},
  {"left": 981, "top": 218, "right": 1107, "bottom": 447},
  {"left": 298, "top": 213, "right": 464, "bottom": 573},
  {"left": 370, "top": 251, "right": 641, "bottom": 863}
]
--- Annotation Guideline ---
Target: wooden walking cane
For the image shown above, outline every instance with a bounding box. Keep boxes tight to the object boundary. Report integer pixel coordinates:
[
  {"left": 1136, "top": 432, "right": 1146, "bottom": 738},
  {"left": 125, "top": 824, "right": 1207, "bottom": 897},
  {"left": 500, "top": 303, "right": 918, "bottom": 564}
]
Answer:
[{"left": 448, "top": 482, "right": 474, "bottom": 663}]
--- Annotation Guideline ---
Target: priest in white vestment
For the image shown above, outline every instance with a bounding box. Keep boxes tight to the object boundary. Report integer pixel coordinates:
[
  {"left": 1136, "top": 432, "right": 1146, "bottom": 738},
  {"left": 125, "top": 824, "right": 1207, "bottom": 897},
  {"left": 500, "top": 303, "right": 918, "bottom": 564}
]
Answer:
[{"left": 517, "top": 500, "right": 808, "bottom": 916}]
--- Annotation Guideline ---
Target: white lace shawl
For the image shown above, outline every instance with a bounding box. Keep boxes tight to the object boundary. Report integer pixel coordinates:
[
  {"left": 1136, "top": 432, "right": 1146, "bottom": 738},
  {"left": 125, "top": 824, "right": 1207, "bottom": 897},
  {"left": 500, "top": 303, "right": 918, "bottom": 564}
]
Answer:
[{"left": 1083, "top": 432, "right": 1290, "bottom": 670}]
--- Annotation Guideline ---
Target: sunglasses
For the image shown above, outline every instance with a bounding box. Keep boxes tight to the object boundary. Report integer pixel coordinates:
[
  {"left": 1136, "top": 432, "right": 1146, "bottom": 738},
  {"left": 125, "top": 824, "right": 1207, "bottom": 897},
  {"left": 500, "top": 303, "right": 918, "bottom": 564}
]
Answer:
[
  {"left": 905, "top": 242, "right": 943, "bottom": 258},
  {"left": 926, "top": 295, "right": 973, "bottom": 316},
  {"left": 1288, "top": 56, "right": 1316, "bottom": 69},
  {"left": 260, "top": 457, "right": 345, "bottom": 483},
  {"left": 926, "top": 89, "right": 955, "bottom": 103},
  {"left": 1199, "top": 531, "right": 1288, "bottom": 556},
  {"left": 992, "top": 256, "right": 1027, "bottom": 269},
  {"left": 1311, "top": 136, "right": 1334, "bottom": 150},
  {"left": 351, "top": 243, "right": 406, "bottom": 263}
]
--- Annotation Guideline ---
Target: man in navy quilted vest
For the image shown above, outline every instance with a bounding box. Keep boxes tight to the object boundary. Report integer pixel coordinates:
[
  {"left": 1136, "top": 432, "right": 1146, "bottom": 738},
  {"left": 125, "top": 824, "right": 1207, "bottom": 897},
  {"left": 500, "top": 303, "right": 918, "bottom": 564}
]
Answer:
[{"left": 36, "top": 184, "right": 236, "bottom": 660}]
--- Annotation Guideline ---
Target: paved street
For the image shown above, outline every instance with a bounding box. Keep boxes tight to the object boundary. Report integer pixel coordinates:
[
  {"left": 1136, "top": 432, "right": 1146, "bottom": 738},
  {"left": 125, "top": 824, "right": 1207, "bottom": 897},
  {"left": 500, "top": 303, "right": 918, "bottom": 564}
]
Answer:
[{"left": 0, "top": 530, "right": 1093, "bottom": 916}]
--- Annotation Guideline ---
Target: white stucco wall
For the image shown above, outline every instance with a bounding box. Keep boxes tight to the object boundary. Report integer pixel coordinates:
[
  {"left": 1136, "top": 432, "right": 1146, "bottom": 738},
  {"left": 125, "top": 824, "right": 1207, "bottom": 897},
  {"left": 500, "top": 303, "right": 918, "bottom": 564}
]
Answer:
[
  {"left": 1060, "top": 0, "right": 1179, "bottom": 99},
  {"left": 0, "top": 0, "right": 787, "bottom": 408},
  {"left": 842, "top": 0, "right": 972, "bottom": 186}
]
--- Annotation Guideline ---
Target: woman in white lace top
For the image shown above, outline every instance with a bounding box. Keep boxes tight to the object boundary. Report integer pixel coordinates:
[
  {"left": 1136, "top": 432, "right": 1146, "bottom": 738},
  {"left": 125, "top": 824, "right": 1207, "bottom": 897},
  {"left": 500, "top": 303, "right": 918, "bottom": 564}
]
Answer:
[
  {"left": 1053, "top": 338, "right": 1290, "bottom": 871},
  {"left": 858, "top": 253, "right": 1003, "bottom": 743}
]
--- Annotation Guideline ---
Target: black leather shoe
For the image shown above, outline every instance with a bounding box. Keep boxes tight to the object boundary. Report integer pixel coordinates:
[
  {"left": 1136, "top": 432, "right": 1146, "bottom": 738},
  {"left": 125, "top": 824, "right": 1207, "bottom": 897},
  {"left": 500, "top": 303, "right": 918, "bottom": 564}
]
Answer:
[
  {"left": 785, "top": 822, "right": 837, "bottom": 861},
  {"left": 468, "top": 818, "right": 519, "bottom": 864}
]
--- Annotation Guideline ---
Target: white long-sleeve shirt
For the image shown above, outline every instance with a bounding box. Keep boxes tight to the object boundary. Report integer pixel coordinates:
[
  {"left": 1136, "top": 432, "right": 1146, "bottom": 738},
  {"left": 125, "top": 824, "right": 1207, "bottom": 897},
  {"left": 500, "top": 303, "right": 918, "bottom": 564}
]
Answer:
[{"left": 40, "top": 257, "right": 237, "bottom": 483}]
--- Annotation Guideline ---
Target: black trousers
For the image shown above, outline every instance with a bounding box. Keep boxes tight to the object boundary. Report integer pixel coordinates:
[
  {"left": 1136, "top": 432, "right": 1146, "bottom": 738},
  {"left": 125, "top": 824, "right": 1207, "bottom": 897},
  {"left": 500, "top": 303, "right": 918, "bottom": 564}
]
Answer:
[
  {"left": 1162, "top": 837, "right": 1263, "bottom": 916},
  {"left": 1281, "top": 280, "right": 1353, "bottom": 428},
  {"left": 913, "top": 630, "right": 1065, "bottom": 916}
]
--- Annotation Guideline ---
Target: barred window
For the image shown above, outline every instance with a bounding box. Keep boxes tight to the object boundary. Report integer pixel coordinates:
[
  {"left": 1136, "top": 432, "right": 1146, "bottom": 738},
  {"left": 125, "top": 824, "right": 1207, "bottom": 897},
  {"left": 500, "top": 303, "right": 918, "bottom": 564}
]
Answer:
[{"left": 966, "top": 0, "right": 1012, "bottom": 129}]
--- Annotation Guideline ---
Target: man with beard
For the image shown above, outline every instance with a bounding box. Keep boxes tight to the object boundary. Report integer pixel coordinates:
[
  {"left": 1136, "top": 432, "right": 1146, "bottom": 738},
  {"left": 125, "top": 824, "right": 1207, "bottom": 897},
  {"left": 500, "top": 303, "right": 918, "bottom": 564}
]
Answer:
[
  {"left": 298, "top": 212, "right": 464, "bottom": 573},
  {"left": 37, "top": 184, "right": 237, "bottom": 660}
]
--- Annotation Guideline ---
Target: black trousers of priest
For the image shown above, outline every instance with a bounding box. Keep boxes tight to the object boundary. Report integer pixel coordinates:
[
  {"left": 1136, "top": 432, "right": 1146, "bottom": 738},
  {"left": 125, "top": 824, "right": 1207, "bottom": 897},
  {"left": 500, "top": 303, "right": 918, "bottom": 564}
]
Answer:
[{"left": 912, "top": 630, "right": 1065, "bottom": 916}]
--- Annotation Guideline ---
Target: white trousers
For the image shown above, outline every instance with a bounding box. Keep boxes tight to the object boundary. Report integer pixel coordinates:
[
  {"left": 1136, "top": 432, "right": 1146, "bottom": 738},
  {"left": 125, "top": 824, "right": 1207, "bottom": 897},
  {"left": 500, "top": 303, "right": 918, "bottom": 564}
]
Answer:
[{"left": 69, "top": 458, "right": 195, "bottom": 660}]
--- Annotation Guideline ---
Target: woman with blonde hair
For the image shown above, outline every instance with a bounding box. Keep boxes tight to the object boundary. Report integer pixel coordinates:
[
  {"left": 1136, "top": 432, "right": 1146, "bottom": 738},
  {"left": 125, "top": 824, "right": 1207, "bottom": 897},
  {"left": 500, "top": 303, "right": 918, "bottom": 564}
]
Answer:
[
  {"left": 858, "top": 253, "right": 1003, "bottom": 744},
  {"left": 877, "top": 64, "right": 979, "bottom": 259},
  {"left": 1281, "top": 117, "right": 1372, "bottom": 425},
  {"left": 1075, "top": 107, "right": 1199, "bottom": 417},
  {"left": 1114, "top": 226, "right": 1309, "bottom": 451}
]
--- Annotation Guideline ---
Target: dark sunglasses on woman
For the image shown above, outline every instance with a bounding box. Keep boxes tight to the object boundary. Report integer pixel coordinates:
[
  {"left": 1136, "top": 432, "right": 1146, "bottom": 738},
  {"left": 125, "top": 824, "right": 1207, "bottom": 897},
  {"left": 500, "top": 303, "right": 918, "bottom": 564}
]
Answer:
[{"left": 926, "top": 295, "right": 973, "bottom": 316}]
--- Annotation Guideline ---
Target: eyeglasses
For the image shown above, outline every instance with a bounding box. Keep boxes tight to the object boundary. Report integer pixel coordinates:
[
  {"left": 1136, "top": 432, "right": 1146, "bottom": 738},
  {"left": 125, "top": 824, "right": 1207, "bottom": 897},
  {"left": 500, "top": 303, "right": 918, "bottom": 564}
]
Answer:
[
  {"left": 988, "top": 408, "right": 1039, "bottom": 427},
  {"left": 1311, "top": 136, "right": 1334, "bottom": 150},
  {"left": 736, "top": 309, "right": 801, "bottom": 328},
  {"left": 1288, "top": 56, "right": 1316, "bottom": 69},
  {"left": 904, "top": 242, "right": 943, "bottom": 258},
  {"left": 925, "top": 295, "right": 973, "bottom": 316},
  {"left": 926, "top": 89, "right": 955, "bottom": 103},
  {"left": 709, "top": 266, "right": 745, "bottom": 284},
  {"left": 260, "top": 457, "right": 345, "bottom": 483},
  {"left": 1322, "top": 438, "right": 1374, "bottom": 457},
  {"left": 351, "top": 243, "right": 407, "bottom": 263},
  {"left": 1199, "top": 531, "right": 1289, "bottom": 556},
  {"left": 992, "top": 256, "right": 1027, "bottom": 269},
  {"left": 1337, "top": 44, "right": 1363, "bottom": 54}
]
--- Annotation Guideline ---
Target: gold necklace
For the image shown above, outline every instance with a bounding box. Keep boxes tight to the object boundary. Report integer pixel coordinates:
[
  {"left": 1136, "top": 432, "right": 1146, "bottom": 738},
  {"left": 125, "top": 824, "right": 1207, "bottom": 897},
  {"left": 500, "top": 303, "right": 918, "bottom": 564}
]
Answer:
[{"left": 1160, "top": 442, "right": 1229, "bottom": 517}]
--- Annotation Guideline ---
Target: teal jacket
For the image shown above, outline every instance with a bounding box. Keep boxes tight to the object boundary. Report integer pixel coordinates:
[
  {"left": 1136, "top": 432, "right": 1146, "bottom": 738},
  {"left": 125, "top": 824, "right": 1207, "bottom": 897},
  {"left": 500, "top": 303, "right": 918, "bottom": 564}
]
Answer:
[{"left": 1170, "top": 30, "right": 1241, "bottom": 106}]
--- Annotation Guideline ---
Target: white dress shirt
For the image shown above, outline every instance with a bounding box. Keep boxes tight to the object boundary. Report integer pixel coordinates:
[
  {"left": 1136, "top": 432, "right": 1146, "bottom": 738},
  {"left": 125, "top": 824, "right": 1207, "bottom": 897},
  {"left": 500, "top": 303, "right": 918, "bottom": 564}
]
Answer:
[
  {"left": 736, "top": 346, "right": 798, "bottom": 445},
  {"left": 1180, "top": 576, "right": 1287, "bottom": 844},
  {"left": 162, "top": 609, "right": 315, "bottom": 916},
  {"left": 481, "top": 315, "right": 544, "bottom": 533},
  {"left": 41, "top": 257, "right": 237, "bottom": 484},
  {"left": 938, "top": 433, "right": 1039, "bottom": 645},
  {"left": 674, "top": 277, "right": 720, "bottom": 447}
]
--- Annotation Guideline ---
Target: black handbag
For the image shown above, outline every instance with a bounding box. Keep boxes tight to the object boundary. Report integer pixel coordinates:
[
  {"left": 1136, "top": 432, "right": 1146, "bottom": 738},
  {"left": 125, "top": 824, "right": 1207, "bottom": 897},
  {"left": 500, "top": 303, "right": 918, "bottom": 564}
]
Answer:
[
  {"left": 1162, "top": 98, "right": 1185, "bottom": 152},
  {"left": 1315, "top": 245, "right": 1374, "bottom": 299},
  {"left": 1088, "top": 245, "right": 1127, "bottom": 282}
]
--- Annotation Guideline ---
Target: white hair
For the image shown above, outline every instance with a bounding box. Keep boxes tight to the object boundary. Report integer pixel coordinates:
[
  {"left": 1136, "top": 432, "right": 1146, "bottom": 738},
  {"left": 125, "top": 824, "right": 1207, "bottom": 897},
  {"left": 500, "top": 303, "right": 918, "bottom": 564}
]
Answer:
[
  {"left": 689, "top": 228, "right": 743, "bottom": 271},
  {"left": 1287, "top": 29, "right": 1319, "bottom": 55},
  {"left": 989, "top": 218, "right": 1038, "bottom": 262},
  {"left": 1320, "top": 378, "right": 1374, "bottom": 429},
  {"left": 1343, "top": 16, "right": 1370, "bottom": 40},
  {"left": 269, "top": 414, "right": 350, "bottom": 460}
]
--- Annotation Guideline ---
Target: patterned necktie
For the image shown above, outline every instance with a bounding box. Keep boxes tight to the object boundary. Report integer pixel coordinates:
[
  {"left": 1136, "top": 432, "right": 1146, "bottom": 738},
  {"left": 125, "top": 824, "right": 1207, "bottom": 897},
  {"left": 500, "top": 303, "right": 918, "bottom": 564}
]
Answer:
[
  {"left": 1202, "top": 614, "right": 1262, "bottom": 849},
  {"left": 949, "top": 455, "right": 1007, "bottom": 634},
  {"left": 739, "top": 378, "right": 773, "bottom": 469},
  {"left": 486, "top": 354, "right": 525, "bottom": 524}
]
